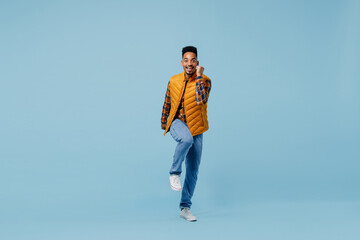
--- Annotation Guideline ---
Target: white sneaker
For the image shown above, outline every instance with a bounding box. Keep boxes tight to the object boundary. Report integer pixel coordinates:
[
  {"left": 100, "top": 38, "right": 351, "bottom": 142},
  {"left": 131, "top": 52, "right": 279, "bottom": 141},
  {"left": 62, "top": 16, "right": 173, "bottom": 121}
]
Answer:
[
  {"left": 180, "top": 207, "right": 197, "bottom": 222},
  {"left": 169, "top": 174, "right": 182, "bottom": 191}
]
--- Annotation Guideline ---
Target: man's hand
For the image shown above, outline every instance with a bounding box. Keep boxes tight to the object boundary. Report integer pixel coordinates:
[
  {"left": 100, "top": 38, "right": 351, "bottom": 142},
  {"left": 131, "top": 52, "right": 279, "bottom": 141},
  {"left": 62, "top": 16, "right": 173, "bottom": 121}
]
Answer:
[
  {"left": 196, "top": 66, "right": 204, "bottom": 77},
  {"left": 161, "top": 123, "right": 167, "bottom": 130}
]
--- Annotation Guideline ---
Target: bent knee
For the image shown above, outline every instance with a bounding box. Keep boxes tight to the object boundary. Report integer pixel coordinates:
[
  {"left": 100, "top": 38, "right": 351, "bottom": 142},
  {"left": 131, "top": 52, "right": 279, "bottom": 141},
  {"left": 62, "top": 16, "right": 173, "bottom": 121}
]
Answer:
[{"left": 181, "top": 136, "right": 194, "bottom": 146}]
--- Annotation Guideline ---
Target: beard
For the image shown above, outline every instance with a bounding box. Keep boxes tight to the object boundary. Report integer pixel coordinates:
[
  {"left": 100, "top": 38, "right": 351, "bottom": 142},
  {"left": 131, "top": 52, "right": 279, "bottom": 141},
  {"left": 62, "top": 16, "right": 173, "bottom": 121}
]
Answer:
[{"left": 185, "top": 67, "right": 195, "bottom": 76}]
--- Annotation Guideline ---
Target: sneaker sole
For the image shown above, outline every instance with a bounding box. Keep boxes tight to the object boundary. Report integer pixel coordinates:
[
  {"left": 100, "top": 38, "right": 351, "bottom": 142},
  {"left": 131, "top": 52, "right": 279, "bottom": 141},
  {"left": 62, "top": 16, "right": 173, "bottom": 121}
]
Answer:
[
  {"left": 169, "top": 179, "right": 182, "bottom": 191},
  {"left": 180, "top": 215, "right": 197, "bottom": 222},
  {"left": 170, "top": 184, "right": 182, "bottom": 192}
]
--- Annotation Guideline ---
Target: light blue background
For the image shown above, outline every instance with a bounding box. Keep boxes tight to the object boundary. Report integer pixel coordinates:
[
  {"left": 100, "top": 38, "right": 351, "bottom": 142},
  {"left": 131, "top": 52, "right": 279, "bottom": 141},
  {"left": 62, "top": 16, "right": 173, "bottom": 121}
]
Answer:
[{"left": 1, "top": 0, "right": 359, "bottom": 239}]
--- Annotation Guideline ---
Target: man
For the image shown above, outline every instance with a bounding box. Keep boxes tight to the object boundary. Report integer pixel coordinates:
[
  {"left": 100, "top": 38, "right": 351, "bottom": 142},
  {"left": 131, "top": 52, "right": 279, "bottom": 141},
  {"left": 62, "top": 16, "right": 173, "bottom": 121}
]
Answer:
[{"left": 161, "top": 46, "right": 211, "bottom": 222}]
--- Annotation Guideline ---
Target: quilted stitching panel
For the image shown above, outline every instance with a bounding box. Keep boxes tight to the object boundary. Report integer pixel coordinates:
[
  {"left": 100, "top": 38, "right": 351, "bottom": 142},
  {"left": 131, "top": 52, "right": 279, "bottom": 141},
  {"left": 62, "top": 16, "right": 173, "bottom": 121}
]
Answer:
[{"left": 164, "top": 72, "right": 209, "bottom": 136}]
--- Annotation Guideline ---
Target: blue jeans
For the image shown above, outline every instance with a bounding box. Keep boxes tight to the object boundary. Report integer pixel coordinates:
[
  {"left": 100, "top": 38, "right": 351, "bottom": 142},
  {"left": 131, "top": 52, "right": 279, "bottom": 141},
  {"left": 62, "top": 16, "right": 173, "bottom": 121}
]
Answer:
[{"left": 169, "top": 119, "right": 203, "bottom": 209}]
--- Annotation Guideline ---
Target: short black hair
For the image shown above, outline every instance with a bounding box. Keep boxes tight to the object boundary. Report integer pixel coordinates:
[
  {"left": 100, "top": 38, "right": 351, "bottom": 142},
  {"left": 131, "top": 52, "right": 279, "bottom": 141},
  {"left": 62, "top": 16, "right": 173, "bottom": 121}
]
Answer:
[{"left": 182, "top": 46, "right": 197, "bottom": 57}]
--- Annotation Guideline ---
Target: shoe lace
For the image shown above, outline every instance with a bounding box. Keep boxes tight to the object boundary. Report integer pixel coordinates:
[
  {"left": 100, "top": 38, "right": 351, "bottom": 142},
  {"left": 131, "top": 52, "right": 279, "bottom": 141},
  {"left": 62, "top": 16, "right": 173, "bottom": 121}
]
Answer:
[
  {"left": 183, "top": 208, "right": 194, "bottom": 217},
  {"left": 174, "top": 178, "right": 180, "bottom": 185}
]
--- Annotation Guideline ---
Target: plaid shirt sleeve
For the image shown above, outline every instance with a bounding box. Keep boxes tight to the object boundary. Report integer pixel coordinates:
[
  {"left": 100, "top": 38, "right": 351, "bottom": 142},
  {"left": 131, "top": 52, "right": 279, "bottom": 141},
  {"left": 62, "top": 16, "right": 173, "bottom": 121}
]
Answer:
[
  {"left": 161, "top": 82, "right": 171, "bottom": 125},
  {"left": 195, "top": 76, "right": 211, "bottom": 105}
]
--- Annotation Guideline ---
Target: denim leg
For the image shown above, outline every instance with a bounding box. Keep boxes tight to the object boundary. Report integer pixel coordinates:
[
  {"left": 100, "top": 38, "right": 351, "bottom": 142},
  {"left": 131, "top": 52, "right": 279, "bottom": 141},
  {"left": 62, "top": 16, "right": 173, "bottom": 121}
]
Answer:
[
  {"left": 169, "top": 119, "right": 194, "bottom": 175},
  {"left": 180, "top": 133, "right": 203, "bottom": 209}
]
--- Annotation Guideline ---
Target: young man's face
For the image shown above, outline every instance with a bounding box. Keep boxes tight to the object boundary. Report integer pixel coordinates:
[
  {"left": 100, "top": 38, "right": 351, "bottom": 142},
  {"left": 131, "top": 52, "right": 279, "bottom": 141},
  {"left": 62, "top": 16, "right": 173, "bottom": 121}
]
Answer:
[{"left": 181, "top": 52, "right": 199, "bottom": 77}]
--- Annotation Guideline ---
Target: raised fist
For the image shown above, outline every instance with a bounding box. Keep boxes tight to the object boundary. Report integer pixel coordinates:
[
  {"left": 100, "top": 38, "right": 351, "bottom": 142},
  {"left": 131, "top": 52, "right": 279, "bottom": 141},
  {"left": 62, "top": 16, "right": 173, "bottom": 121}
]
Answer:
[{"left": 196, "top": 66, "right": 204, "bottom": 77}]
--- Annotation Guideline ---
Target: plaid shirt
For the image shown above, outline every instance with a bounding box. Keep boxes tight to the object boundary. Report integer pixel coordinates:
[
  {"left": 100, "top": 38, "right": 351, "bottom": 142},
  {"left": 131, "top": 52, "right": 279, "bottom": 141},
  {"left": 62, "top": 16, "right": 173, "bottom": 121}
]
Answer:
[{"left": 161, "top": 75, "right": 211, "bottom": 125}]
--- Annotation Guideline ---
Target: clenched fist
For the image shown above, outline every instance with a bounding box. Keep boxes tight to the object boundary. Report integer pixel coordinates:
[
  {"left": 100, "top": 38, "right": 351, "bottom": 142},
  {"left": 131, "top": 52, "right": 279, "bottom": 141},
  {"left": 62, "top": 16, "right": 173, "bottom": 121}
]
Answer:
[{"left": 196, "top": 66, "right": 204, "bottom": 77}]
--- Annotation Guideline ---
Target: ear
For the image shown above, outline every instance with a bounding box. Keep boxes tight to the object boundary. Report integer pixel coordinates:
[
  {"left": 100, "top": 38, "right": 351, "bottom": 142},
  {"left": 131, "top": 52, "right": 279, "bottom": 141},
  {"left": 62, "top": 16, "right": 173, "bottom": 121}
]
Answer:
[
  {"left": 197, "top": 61, "right": 199, "bottom": 66},
  {"left": 181, "top": 60, "right": 184, "bottom": 67}
]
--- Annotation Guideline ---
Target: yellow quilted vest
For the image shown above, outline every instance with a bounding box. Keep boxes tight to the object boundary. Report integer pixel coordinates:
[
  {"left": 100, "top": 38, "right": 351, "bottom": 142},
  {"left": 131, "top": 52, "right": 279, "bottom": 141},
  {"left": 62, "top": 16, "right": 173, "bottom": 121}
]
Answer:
[{"left": 164, "top": 72, "right": 210, "bottom": 136}]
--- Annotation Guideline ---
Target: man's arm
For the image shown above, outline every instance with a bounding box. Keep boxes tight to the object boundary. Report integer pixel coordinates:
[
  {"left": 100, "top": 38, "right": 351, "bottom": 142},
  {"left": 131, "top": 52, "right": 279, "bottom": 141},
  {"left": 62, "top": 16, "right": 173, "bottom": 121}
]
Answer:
[
  {"left": 195, "top": 66, "right": 211, "bottom": 105},
  {"left": 161, "top": 82, "right": 171, "bottom": 129}
]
